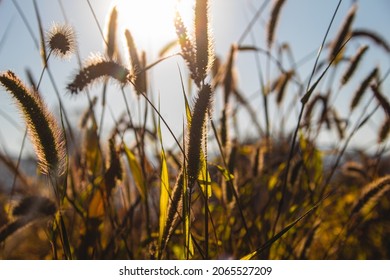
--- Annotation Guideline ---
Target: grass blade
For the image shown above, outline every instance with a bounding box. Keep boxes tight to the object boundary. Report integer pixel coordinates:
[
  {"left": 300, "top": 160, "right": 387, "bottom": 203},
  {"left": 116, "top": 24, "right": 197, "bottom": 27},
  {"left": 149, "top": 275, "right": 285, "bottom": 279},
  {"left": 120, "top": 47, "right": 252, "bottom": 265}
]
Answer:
[
  {"left": 241, "top": 204, "right": 318, "bottom": 260},
  {"left": 123, "top": 143, "right": 146, "bottom": 201}
]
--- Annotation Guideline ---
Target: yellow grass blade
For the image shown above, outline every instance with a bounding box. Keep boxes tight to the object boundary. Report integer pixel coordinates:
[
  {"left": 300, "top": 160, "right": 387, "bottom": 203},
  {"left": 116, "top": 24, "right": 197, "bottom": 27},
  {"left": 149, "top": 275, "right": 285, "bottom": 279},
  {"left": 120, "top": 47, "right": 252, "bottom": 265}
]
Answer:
[
  {"left": 157, "top": 109, "right": 171, "bottom": 250},
  {"left": 123, "top": 143, "right": 145, "bottom": 201}
]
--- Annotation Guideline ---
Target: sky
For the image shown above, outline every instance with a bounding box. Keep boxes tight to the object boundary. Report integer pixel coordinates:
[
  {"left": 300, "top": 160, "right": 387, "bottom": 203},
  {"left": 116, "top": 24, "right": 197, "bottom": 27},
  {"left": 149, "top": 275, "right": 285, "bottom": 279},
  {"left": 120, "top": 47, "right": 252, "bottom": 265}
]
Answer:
[{"left": 0, "top": 0, "right": 389, "bottom": 159}]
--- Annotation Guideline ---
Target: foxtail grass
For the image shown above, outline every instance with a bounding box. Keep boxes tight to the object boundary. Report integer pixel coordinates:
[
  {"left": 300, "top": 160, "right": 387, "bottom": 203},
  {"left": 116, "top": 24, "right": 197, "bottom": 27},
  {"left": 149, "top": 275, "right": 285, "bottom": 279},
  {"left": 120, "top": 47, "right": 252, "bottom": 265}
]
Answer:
[
  {"left": 160, "top": 84, "right": 213, "bottom": 256},
  {"left": 67, "top": 57, "right": 129, "bottom": 94},
  {"left": 0, "top": 196, "right": 56, "bottom": 243},
  {"left": 351, "top": 29, "right": 390, "bottom": 53},
  {"left": 341, "top": 45, "right": 368, "bottom": 85},
  {"left": 328, "top": 3, "right": 357, "bottom": 62},
  {"left": 124, "top": 29, "right": 145, "bottom": 94},
  {"left": 105, "top": 6, "right": 118, "bottom": 60},
  {"left": 371, "top": 84, "right": 390, "bottom": 117},
  {"left": 267, "top": 0, "right": 286, "bottom": 49},
  {"left": 46, "top": 23, "right": 76, "bottom": 59},
  {"left": 350, "top": 175, "right": 390, "bottom": 217},
  {"left": 0, "top": 71, "right": 65, "bottom": 176},
  {"left": 195, "top": 0, "right": 213, "bottom": 83},
  {"left": 350, "top": 67, "right": 378, "bottom": 110},
  {"left": 175, "top": 12, "right": 199, "bottom": 86}
]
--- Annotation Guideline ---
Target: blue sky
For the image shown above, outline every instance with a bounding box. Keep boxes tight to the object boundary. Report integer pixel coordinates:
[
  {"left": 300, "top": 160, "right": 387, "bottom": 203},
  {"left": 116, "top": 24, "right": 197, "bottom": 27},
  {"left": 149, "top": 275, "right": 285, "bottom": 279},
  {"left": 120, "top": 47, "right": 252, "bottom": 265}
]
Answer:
[{"left": 0, "top": 0, "right": 389, "bottom": 158}]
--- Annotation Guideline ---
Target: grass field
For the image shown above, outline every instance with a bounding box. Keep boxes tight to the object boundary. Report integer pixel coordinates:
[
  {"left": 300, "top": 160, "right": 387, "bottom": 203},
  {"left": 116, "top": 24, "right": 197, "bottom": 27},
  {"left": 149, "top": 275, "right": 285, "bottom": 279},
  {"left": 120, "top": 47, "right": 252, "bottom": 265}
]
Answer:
[{"left": 0, "top": 0, "right": 389, "bottom": 259}]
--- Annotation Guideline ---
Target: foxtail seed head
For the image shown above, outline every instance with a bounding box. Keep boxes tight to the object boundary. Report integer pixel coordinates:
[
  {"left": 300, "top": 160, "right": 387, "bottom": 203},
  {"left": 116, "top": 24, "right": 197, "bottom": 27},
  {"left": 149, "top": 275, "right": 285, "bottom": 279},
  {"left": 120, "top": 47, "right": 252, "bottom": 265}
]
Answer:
[
  {"left": 105, "top": 6, "right": 118, "bottom": 60},
  {"left": 267, "top": 0, "right": 287, "bottom": 49},
  {"left": 67, "top": 56, "right": 129, "bottom": 94},
  {"left": 329, "top": 3, "right": 357, "bottom": 62},
  {"left": 46, "top": 23, "right": 76, "bottom": 59},
  {"left": 0, "top": 71, "right": 66, "bottom": 176}
]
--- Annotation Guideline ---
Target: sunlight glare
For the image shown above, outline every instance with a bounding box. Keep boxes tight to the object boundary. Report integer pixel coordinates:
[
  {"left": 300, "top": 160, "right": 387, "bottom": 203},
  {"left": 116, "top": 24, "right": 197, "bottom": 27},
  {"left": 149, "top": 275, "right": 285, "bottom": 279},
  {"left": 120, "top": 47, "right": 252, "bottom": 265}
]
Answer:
[{"left": 113, "top": 0, "right": 194, "bottom": 55}]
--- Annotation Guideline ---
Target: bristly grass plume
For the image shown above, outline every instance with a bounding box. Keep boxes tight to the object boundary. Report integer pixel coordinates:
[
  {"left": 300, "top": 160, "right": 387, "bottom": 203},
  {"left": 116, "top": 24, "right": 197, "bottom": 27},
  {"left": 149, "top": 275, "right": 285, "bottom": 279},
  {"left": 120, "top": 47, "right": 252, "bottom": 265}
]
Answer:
[
  {"left": 267, "top": 0, "right": 286, "bottom": 49},
  {"left": 0, "top": 71, "right": 65, "bottom": 176},
  {"left": 67, "top": 56, "right": 129, "bottom": 94},
  {"left": 46, "top": 23, "right": 76, "bottom": 59}
]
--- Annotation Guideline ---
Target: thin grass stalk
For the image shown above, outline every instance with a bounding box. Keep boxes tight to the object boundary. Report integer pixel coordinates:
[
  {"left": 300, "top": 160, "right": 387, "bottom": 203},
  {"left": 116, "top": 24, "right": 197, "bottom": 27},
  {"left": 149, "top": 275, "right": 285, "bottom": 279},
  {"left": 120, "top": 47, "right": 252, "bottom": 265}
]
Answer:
[
  {"left": 319, "top": 96, "right": 379, "bottom": 202},
  {"left": 33, "top": 0, "right": 47, "bottom": 67},
  {"left": 203, "top": 122, "right": 209, "bottom": 259},
  {"left": 8, "top": 130, "right": 28, "bottom": 206},
  {"left": 12, "top": 0, "right": 76, "bottom": 152},
  {"left": 237, "top": 0, "right": 270, "bottom": 45},
  {"left": 119, "top": 87, "right": 151, "bottom": 238},
  {"left": 86, "top": 0, "right": 107, "bottom": 46},
  {"left": 221, "top": 45, "right": 237, "bottom": 149},
  {"left": 350, "top": 29, "right": 390, "bottom": 53},
  {"left": 272, "top": 0, "right": 343, "bottom": 235},
  {"left": 210, "top": 120, "right": 252, "bottom": 248},
  {"left": 98, "top": 6, "right": 119, "bottom": 139},
  {"left": 11, "top": 0, "right": 39, "bottom": 49}
]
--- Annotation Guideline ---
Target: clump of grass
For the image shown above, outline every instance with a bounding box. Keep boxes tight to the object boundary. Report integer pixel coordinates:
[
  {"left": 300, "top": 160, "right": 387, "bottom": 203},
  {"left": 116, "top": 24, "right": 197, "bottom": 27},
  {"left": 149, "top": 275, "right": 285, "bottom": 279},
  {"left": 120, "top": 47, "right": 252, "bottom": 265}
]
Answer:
[
  {"left": 0, "top": 195, "right": 56, "bottom": 243},
  {"left": 350, "top": 175, "right": 390, "bottom": 217},
  {"left": 0, "top": 71, "right": 65, "bottom": 176},
  {"left": 175, "top": 13, "right": 199, "bottom": 86},
  {"left": 1, "top": 0, "right": 390, "bottom": 261}
]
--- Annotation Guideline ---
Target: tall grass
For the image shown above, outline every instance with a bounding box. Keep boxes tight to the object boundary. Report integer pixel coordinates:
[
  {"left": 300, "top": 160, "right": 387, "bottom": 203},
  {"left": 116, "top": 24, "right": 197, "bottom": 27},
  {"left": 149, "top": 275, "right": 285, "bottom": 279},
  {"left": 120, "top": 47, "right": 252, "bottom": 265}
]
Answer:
[{"left": 0, "top": 0, "right": 389, "bottom": 260}]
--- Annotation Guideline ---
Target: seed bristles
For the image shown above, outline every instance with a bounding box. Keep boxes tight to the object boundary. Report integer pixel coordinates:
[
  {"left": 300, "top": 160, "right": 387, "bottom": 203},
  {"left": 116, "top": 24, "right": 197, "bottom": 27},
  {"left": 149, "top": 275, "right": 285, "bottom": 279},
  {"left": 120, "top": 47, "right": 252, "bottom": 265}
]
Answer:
[{"left": 0, "top": 71, "right": 65, "bottom": 176}]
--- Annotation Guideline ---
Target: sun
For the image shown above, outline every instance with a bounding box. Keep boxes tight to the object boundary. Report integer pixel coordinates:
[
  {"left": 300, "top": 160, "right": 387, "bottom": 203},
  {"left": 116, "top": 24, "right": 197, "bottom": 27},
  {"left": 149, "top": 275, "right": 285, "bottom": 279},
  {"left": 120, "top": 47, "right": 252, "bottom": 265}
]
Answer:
[{"left": 112, "top": 0, "right": 194, "bottom": 55}]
